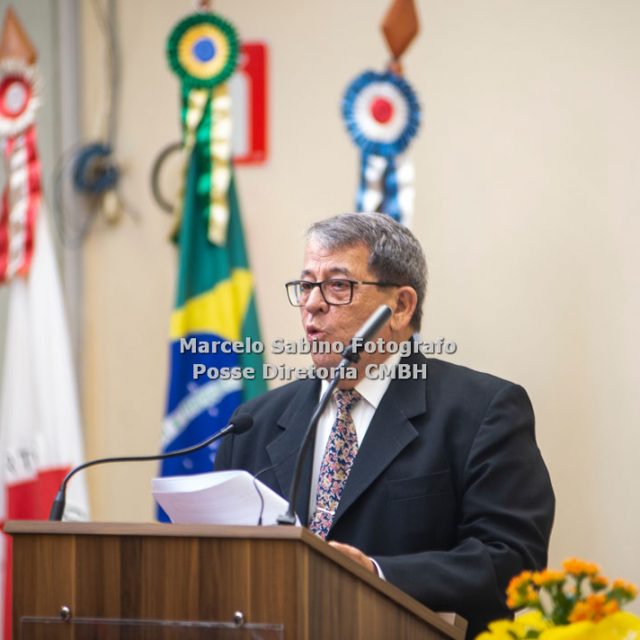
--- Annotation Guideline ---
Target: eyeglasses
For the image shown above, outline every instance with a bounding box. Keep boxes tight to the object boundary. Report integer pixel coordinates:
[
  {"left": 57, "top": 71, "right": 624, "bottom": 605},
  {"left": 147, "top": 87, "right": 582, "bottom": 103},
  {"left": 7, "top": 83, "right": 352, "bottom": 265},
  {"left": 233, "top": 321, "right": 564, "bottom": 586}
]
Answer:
[{"left": 285, "top": 279, "right": 401, "bottom": 307}]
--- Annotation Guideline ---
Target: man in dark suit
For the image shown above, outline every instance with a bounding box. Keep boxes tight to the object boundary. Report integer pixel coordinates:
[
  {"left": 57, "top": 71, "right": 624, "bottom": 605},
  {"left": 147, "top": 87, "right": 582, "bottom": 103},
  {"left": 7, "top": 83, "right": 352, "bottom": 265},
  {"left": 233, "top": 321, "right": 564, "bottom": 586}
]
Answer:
[{"left": 216, "top": 212, "right": 554, "bottom": 639}]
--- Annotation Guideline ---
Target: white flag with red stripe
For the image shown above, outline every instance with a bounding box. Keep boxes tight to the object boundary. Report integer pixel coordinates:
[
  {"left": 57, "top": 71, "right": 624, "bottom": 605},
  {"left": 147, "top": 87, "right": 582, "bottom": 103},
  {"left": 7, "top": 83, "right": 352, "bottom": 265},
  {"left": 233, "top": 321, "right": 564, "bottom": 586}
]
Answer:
[{"left": 0, "top": 207, "right": 89, "bottom": 638}]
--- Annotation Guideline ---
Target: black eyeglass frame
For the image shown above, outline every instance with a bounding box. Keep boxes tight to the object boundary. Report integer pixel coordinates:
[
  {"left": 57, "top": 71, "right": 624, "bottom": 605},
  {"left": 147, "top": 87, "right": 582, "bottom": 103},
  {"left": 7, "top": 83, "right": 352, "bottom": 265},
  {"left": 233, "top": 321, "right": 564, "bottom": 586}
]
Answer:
[{"left": 284, "top": 279, "right": 402, "bottom": 307}]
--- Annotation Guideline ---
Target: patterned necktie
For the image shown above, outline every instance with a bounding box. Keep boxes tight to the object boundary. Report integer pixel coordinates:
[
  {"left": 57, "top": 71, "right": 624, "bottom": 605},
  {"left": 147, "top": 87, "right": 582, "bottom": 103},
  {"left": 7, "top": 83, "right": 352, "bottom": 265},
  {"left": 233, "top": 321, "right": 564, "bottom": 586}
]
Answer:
[{"left": 309, "top": 389, "right": 361, "bottom": 539}]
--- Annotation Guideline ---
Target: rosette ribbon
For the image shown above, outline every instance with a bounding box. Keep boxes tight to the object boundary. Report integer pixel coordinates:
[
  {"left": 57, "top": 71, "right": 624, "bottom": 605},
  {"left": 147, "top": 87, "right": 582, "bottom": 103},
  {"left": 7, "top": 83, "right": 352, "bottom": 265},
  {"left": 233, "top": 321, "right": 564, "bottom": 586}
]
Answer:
[
  {"left": 342, "top": 70, "right": 420, "bottom": 226},
  {"left": 167, "top": 12, "right": 238, "bottom": 246},
  {"left": 0, "top": 59, "right": 41, "bottom": 281}
]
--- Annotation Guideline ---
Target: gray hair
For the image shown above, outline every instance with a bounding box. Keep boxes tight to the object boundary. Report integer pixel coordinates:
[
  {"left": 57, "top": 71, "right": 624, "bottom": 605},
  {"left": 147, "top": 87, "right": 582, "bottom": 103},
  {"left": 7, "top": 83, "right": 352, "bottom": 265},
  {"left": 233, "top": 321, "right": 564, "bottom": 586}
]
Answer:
[{"left": 306, "top": 213, "right": 427, "bottom": 330}]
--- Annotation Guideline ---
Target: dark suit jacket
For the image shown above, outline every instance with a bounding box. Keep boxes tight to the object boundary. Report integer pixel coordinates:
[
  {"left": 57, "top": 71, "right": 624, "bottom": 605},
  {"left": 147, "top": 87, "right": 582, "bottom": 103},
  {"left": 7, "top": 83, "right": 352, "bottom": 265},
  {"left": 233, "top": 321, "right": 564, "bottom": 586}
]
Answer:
[{"left": 215, "top": 353, "right": 555, "bottom": 639}]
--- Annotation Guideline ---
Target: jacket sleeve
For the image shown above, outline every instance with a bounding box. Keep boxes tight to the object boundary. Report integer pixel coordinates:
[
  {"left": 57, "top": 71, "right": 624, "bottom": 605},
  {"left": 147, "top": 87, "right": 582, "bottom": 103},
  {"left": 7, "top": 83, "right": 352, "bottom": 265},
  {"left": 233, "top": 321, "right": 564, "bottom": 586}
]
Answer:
[{"left": 374, "top": 383, "right": 555, "bottom": 638}]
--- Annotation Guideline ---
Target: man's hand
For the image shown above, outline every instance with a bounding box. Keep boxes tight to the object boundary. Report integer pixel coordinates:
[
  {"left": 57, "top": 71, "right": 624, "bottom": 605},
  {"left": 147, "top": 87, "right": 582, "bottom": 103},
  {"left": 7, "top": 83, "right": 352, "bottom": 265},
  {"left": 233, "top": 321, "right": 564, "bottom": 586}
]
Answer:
[{"left": 328, "top": 541, "right": 376, "bottom": 574}]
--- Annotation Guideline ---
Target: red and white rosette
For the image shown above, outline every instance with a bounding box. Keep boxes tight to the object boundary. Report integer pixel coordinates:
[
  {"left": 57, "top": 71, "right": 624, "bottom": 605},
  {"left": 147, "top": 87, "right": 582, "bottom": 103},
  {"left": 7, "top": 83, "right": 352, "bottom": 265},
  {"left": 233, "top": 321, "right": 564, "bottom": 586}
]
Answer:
[
  {"left": 0, "top": 59, "right": 41, "bottom": 282},
  {"left": 342, "top": 70, "right": 421, "bottom": 226}
]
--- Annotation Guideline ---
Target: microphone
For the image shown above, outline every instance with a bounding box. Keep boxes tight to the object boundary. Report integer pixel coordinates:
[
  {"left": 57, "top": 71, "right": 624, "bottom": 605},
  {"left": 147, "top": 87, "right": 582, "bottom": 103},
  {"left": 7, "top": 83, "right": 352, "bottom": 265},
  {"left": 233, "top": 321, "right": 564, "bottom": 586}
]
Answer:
[
  {"left": 277, "top": 304, "right": 392, "bottom": 526},
  {"left": 49, "top": 415, "right": 254, "bottom": 522}
]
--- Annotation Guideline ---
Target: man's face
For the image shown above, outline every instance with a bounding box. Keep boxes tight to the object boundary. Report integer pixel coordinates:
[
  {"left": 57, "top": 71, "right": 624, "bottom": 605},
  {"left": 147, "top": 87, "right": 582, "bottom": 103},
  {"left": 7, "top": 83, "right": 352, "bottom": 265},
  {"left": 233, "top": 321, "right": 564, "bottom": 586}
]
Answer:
[{"left": 299, "top": 239, "right": 400, "bottom": 374}]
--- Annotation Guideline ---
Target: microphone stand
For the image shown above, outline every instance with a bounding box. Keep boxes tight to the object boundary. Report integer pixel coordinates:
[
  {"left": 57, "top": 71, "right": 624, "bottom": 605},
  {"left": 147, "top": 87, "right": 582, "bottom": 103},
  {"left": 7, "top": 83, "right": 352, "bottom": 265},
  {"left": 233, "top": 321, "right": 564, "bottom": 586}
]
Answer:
[{"left": 49, "top": 418, "right": 250, "bottom": 521}]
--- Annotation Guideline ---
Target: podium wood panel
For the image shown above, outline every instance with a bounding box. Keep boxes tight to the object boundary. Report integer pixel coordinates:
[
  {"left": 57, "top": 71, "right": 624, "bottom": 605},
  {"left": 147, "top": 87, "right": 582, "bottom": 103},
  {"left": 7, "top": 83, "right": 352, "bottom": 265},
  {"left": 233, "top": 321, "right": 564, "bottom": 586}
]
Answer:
[{"left": 7, "top": 522, "right": 465, "bottom": 640}]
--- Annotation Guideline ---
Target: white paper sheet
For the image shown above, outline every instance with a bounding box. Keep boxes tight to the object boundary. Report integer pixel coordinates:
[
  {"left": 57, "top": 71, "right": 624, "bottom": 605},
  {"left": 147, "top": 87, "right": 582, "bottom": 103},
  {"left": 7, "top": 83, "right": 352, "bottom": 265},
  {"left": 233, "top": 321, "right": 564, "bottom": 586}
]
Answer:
[{"left": 152, "top": 470, "right": 300, "bottom": 527}]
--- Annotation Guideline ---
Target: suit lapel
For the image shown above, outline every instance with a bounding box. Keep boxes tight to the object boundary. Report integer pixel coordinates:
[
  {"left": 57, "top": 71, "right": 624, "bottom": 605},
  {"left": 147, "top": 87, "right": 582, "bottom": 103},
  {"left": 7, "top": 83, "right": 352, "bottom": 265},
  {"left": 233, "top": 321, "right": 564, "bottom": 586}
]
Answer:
[
  {"left": 331, "top": 354, "right": 428, "bottom": 529},
  {"left": 265, "top": 379, "right": 321, "bottom": 525}
]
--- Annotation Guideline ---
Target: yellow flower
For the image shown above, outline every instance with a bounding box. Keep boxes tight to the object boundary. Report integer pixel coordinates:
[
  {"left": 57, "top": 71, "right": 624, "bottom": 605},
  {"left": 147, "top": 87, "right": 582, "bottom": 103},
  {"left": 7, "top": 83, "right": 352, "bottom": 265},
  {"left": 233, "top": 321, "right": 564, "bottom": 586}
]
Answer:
[
  {"left": 533, "top": 569, "right": 566, "bottom": 587},
  {"left": 509, "top": 571, "right": 533, "bottom": 590},
  {"left": 569, "top": 601, "right": 591, "bottom": 623},
  {"left": 589, "top": 575, "right": 608, "bottom": 591},
  {"left": 569, "top": 594, "right": 617, "bottom": 623},
  {"left": 540, "top": 621, "right": 594, "bottom": 640},
  {"left": 562, "top": 558, "right": 600, "bottom": 578},
  {"left": 526, "top": 585, "right": 540, "bottom": 607},
  {"left": 547, "top": 612, "right": 640, "bottom": 640},
  {"left": 611, "top": 579, "right": 639, "bottom": 599},
  {"left": 476, "top": 618, "right": 518, "bottom": 640},
  {"left": 513, "top": 610, "right": 550, "bottom": 634},
  {"left": 507, "top": 571, "right": 535, "bottom": 609},
  {"left": 476, "top": 611, "right": 549, "bottom": 640},
  {"left": 591, "top": 611, "right": 640, "bottom": 639}
]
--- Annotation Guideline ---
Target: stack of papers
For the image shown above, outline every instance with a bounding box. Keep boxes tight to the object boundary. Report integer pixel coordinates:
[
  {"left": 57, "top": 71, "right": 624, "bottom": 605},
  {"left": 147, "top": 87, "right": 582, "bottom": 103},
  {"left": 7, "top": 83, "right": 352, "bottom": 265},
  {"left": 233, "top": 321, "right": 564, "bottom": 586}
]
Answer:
[{"left": 152, "top": 470, "right": 299, "bottom": 526}]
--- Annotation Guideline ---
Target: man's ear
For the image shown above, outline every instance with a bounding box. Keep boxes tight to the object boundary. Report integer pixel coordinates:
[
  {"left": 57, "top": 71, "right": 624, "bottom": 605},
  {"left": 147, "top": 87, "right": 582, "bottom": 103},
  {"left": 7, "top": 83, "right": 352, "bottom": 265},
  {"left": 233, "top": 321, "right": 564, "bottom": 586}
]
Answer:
[{"left": 389, "top": 286, "right": 418, "bottom": 332}]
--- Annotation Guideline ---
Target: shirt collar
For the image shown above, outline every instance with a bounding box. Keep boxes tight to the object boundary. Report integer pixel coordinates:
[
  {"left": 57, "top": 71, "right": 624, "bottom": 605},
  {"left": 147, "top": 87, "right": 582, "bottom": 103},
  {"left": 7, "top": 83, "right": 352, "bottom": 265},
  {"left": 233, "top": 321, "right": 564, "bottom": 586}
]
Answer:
[{"left": 320, "top": 351, "right": 403, "bottom": 410}]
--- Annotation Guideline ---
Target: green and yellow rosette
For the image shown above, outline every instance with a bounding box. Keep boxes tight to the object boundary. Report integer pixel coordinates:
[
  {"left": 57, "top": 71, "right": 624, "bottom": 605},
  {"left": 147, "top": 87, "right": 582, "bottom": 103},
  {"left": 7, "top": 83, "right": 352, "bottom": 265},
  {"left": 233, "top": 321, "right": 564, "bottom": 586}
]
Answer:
[{"left": 167, "top": 12, "right": 239, "bottom": 246}]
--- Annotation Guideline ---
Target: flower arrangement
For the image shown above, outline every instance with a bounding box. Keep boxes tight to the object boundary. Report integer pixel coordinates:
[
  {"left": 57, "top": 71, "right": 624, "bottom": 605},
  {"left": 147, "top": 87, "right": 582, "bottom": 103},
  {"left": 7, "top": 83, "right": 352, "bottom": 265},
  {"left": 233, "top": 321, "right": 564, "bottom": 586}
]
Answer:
[{"left": 477, "top": 558, "right": 640, "bottom": 639}]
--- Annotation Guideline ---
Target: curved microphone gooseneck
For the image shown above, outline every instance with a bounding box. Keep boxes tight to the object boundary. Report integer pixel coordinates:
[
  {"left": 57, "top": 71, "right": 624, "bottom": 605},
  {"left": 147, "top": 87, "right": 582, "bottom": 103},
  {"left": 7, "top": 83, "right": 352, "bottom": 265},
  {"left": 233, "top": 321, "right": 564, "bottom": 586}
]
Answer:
[{"left": 48, "top": 415, "right": 254, "bottom": 521}]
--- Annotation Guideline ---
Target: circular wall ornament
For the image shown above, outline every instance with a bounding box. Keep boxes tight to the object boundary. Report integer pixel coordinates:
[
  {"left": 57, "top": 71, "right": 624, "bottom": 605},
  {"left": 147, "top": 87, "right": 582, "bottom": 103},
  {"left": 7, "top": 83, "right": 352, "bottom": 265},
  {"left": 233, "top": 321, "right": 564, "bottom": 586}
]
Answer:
[
  {"left": 167, "top": 13, "right": 239, "bottom": 88},
  {"left": 0, "top": 60, "right": 39, "bottom": 138},
  {"left": 342, "top": 70, "right": 420, "bottom": 158}
]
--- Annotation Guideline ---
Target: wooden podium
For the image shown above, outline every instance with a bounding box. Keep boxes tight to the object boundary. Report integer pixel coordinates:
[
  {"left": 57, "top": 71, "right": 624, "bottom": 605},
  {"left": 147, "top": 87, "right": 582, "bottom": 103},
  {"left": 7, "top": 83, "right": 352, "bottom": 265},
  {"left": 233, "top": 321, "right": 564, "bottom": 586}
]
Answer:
[{"left": 6, "top": 521, "right": 466, "bottom": 640}]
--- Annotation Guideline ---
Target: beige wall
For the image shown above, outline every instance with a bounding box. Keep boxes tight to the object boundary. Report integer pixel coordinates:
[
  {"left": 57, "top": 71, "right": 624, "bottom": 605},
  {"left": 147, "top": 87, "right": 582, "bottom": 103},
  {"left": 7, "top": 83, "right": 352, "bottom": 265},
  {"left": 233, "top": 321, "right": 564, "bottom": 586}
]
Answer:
[{"left": 80, "top": 0, "right": 640, "bottom": 599}]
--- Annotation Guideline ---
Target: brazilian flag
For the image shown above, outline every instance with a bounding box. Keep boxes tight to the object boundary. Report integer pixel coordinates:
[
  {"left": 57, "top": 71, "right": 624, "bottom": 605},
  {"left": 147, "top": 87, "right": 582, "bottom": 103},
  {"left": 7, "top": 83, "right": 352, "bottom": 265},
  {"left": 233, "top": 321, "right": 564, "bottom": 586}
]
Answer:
[
  {"left": 158, "top": 129, "right": 266, "bottom": 522},
  {"left": 158, "top": 169, "right": 266, "bottom": 519}
]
